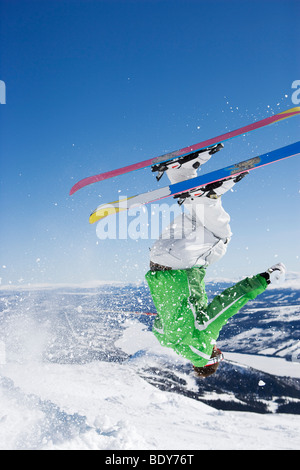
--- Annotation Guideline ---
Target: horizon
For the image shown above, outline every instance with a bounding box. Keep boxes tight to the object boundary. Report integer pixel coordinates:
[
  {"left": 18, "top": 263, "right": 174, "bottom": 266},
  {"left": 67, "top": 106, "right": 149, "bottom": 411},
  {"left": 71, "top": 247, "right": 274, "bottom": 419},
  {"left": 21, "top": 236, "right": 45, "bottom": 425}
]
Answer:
[{"left": 1, "top": 269, "right": 299, "bottom": 292}]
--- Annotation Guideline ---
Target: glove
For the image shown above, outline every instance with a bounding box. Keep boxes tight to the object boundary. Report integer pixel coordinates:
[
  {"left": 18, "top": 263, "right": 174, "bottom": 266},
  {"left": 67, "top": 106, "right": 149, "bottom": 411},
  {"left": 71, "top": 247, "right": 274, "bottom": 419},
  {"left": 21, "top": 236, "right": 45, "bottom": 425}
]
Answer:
[{"left": 266, "top": 262, "right": 286, "bottom": 285}]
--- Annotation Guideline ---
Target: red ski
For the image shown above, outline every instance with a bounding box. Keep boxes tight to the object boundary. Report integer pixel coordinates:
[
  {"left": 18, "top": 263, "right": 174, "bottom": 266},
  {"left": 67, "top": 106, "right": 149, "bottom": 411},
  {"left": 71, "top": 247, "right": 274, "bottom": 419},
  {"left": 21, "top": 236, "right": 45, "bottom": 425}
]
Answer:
[{"left": 70, "top": 106, "right": 300, "bottom": 195}]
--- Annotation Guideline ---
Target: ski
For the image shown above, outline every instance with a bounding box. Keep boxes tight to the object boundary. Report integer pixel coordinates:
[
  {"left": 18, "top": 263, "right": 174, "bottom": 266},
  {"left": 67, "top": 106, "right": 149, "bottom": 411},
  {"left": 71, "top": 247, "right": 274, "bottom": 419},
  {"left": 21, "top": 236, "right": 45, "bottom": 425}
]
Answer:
[
  {"left": 70, "top": 107, "right": 300, "bottom": 195},
  {"left": 89, "top": 141, "right": 300, "bottom": 224}
]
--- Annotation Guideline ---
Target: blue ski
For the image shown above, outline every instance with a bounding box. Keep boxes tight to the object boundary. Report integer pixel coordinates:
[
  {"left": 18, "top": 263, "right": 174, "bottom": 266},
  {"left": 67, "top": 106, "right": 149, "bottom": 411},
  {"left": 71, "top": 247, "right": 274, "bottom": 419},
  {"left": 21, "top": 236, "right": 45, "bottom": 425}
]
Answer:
[{"left": 89, "top": 141, "right": 300, "bottom": 224}]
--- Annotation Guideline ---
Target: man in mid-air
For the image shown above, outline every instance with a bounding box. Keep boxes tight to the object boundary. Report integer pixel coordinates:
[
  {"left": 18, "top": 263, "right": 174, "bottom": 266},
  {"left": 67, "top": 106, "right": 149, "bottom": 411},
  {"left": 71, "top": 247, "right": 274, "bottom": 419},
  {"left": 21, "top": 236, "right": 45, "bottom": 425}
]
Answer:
[{"left": 145, "top": 148, "right": 286, "bottom": 377}]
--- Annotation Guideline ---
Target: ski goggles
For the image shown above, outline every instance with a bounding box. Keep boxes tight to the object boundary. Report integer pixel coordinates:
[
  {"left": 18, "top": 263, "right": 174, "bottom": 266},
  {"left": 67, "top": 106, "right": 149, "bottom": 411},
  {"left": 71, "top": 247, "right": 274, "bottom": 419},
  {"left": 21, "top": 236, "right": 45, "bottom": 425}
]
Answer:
[{"left": 204, "top": 348, "right": 224, "bottom": 367}]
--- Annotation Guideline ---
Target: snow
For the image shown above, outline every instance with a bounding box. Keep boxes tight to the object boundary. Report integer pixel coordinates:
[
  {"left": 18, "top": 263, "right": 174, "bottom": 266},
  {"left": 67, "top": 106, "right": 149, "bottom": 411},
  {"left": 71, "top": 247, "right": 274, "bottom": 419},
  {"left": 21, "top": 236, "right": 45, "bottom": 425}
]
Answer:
[
  {"left": 0, "top": 282, "right": 300, "bottom": 450},
  {"left": 1, "top": 361, "right": 300, "bottom": 451},
  {"left": 225, "top": 352, "right": 300, "bottom": 378},
  {"left": 0, "top": 320, "right": 299, "bottom": 450}
]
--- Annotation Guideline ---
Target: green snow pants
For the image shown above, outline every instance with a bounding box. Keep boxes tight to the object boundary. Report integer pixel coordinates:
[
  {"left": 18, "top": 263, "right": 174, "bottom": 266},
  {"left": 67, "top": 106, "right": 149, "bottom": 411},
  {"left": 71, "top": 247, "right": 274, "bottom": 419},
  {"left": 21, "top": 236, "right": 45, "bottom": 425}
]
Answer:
[{"left": 145, "top": 266, "right": 268, "bottom": 367}]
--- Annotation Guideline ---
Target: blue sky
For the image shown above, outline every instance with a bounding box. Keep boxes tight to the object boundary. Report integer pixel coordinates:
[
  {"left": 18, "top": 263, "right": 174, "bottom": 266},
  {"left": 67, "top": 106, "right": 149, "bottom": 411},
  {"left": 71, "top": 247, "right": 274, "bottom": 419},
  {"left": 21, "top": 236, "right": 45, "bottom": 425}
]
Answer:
[{"left": 0, "top": 0, "right": 299, "bottom": 285}]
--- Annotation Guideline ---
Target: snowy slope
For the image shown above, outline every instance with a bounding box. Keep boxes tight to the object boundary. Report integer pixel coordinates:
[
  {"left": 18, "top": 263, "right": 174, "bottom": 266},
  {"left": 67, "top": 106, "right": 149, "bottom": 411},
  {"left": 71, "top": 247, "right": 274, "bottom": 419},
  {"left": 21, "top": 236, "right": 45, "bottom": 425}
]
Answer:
[
  {"left": 1, "top": 361, "right": 300, "bottom": 450},
  {"left": 0, "top": 277, "right": 300, "bottom": 450}
]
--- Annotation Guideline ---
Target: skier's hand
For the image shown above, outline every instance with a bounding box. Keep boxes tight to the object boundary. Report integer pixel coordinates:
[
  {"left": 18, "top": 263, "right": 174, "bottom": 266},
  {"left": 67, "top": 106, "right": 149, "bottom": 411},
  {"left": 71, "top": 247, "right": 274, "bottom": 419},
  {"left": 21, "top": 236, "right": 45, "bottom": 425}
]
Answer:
[{"left": 267, "top": 262, "right": 286, "bottom": 285}]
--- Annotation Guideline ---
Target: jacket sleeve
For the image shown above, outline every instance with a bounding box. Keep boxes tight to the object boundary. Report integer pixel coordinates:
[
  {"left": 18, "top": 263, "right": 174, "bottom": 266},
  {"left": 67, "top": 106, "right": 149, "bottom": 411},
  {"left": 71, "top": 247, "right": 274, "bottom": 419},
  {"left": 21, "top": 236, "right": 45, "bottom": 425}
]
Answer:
[{"left": 202, "top": 274, "right": 268, "bottom": 338}]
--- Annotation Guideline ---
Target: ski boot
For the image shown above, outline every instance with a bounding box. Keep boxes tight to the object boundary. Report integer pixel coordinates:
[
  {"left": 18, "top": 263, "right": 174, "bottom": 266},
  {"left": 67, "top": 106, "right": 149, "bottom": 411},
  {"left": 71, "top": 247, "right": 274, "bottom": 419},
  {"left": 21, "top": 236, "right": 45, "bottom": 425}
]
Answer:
[
  {"left": 151, "top": 143, "right": 224, "bottom": 183},
  {"left": 174, "top": 172, "right": 249, "bottom": 205}
]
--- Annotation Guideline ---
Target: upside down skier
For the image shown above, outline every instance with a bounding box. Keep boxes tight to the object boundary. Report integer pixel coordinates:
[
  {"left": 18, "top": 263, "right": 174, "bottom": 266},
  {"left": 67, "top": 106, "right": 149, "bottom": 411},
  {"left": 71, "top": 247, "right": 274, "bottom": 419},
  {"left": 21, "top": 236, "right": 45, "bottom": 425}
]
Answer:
[{"left": 145, "top": 149, "right": 286, "bottom": 378}]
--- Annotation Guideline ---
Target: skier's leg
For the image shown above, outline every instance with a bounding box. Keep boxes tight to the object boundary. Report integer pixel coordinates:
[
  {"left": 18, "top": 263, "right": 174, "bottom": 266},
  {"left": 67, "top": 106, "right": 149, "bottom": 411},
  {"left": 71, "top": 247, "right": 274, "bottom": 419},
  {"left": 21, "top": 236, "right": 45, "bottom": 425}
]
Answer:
[
  {"left": 183, "top": 196, "right": 232, "bottom": 242},
  {"left": 164, "top": 148, "right": 216, "bottom": 184},
  {"left": 149, "top": 176, "right": 249, "bottom": 269},
  {"left": 150, "top": 149, "right": 248, "bottom": 270},
  {"left": 149, "top": 198, "right": 231, "bottom": 269}
]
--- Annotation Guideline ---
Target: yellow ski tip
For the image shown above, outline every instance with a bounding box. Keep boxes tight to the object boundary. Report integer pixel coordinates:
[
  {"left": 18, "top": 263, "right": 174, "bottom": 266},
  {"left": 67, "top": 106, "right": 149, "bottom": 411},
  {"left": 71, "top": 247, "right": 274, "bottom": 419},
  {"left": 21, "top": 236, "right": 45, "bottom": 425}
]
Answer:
[
  {"left": 89, "top": 199, "right": 130, "bottom": 224},
  {"left": 89, "top": 205, "right": 125, "bottom": 224},
  {"left": 280, "top": 106, "right": 300, "bottom": 115},
  {"left": 277, "top": 106, "right": 300, "bottom": 121}
]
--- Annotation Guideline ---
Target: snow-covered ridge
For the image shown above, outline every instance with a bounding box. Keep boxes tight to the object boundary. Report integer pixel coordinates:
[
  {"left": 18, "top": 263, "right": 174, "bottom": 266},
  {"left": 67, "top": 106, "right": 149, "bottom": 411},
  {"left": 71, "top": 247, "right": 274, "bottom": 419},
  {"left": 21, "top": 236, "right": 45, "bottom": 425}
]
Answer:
[
  {"left": 206, "top": 271, "right": 300, "bottom": 290},
  {"left": 1, "top": 271, "right": 299, "bottom": 291},
  {"left": 0, "top": 280, "right": 127, "bottom": 291}
]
